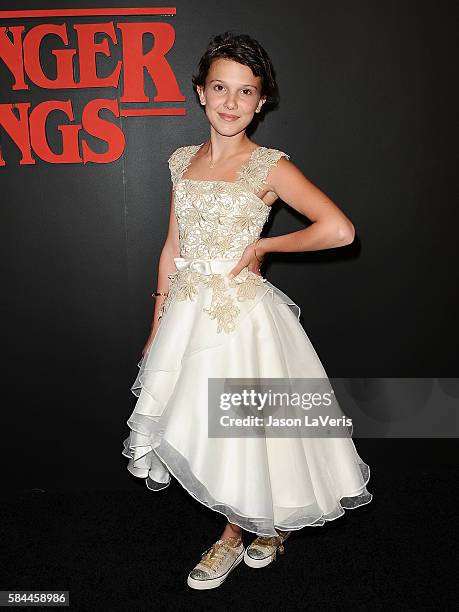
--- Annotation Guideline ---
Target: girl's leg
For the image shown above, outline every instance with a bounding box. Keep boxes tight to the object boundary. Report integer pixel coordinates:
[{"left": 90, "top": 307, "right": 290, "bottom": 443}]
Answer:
[{"left": 220, "top": 521, "right": 242, "bottom": 541}]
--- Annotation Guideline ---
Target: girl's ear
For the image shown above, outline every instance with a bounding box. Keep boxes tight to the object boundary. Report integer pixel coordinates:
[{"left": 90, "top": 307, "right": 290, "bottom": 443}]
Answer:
[{"left": 256, "top": 96, "right": 267, "bottom": 113}]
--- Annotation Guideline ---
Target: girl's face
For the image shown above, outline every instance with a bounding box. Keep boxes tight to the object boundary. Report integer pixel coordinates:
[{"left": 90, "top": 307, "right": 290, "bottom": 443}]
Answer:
[{"left": 197, "top": 58, "right": 266, "bottom": 135}]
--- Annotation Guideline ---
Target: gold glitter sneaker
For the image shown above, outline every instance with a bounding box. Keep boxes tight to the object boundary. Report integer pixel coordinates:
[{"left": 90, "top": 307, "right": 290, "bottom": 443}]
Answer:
[
  {"left": 243, "top": 529, "right": 291, "bottom": 568},
  {"left": 187, "top": 536, "right": 245, "bottom": 590}
]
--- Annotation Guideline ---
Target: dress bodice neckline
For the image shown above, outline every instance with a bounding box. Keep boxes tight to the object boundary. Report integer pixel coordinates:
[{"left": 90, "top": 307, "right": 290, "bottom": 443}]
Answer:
[{"left": 179, "top": 142, "right": 265, "bottom": 185}]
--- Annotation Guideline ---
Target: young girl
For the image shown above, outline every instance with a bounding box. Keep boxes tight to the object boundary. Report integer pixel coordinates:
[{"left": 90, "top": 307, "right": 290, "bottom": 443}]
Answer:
[{"left": 122, "top": 31, "right": 372, "bottom": 590}]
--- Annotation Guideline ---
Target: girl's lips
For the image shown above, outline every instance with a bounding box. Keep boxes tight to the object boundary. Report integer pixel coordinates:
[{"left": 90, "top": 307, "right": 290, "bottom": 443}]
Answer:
[{"left": 218, "top": 113, "right": 239, "bottom": 121}]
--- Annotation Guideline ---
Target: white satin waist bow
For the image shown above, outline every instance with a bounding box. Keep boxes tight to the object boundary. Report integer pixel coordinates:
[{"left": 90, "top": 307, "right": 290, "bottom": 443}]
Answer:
[
  {"left": 172, "top": 257, "right": 291, "bottom": 306},
  {"left": 173, "top": 257, "right": 241, "bottom": 276}
]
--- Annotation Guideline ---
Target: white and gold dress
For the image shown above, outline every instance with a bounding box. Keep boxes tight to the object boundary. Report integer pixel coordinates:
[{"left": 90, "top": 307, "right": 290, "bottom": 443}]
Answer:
[{"left": 122, "top": 143, "right": 372, "bottom": 536}]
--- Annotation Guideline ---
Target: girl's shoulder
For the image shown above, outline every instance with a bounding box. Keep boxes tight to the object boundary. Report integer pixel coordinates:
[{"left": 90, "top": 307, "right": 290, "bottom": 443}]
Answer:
[
  {"left": 167, "top": 145, "right": 200, "bottom": 188},
  {"left": 238, "top": 146, "right": 291, "bottom": 195},
  {"left": 167, "top": 144, "right": 199, "bottom": 164},
  {"left": 167, "top": 144, "right": 198, "bottom": 173},
  {"left": 254, "top": 145, "right": 290, "bottom": 161}
]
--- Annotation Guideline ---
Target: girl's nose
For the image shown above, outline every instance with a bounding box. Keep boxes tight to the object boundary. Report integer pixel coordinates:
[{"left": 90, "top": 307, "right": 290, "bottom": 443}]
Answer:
[{"left": 225, "top": 96, "right": 237, "bottom": 108}]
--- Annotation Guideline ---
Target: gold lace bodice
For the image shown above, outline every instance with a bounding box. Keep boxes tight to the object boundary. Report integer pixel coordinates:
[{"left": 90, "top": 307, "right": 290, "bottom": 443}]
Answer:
[
  {"left": 168, "top": 143, "right": 290, "bottom": 259},
  {"left": 159, "top": 143, "right": 290, "bottom": 333}
]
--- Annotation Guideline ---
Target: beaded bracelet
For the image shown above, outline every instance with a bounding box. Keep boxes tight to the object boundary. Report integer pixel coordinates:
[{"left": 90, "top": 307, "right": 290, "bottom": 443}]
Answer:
[{"left": 152, "top": 291, "right": 168, "bottom": 298}]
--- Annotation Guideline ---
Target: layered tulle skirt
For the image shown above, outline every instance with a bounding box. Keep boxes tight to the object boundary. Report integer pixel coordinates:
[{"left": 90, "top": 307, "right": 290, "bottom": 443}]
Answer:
[{"left": 122, "top": 257, "right": 372, "bottom": 536}]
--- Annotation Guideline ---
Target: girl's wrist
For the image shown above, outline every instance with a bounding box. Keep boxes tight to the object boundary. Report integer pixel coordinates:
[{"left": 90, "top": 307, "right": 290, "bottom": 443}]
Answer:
[{"left": 255, "top": 237, "right": 269, "bottom": 259}]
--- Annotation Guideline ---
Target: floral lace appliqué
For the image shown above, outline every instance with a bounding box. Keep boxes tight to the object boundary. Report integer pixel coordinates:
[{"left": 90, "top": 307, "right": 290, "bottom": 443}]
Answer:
[
  {"left": 167, "top": 144, "right": 290, "bottom": 260},
  {"left": 160, "top": 268, "right": 266, "bottom": 334},
  {"left": 159, "top": 144, "right": 289, "bottom": 332}
]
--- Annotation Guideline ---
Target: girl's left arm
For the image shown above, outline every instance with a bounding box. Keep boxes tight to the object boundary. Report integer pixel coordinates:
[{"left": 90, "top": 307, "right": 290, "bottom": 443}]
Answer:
[{"left": 257, "top": 156, "right": 355, "bottom": 257}]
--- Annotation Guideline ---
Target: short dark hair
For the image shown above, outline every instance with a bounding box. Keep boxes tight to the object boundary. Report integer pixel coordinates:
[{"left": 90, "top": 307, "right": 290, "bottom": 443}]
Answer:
[{"left": 191, "top": 31, "right": 280, "bottom": 114}]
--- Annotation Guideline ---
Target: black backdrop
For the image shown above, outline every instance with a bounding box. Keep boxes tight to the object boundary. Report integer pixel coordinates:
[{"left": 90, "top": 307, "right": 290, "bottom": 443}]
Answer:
[{"left": 1, "top": 0, "right": 456, "bottom": 493}]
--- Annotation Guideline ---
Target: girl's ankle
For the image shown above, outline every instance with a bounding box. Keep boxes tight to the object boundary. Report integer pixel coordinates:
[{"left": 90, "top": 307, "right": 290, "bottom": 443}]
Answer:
[{"left": 221, "top": 525, "right": 242, "bottom": 542}]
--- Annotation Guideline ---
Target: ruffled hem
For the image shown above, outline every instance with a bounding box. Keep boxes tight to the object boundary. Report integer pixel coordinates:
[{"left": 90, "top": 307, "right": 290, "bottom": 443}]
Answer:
[
  {"left": 122, "top": 435, "right": 372, "bottom": 536},
  {"left": 122, "top": 274, "right": 372, "bottom": 536}
]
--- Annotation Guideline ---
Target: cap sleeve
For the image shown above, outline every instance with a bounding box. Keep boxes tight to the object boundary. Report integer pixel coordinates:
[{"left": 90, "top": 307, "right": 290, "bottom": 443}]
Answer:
[
  {"left": 167, "top": 146, "right": 184, "bottom": 190},
  {"left": 167, "top": 145, "right": 201, "bottom": 190},
  {"left": 239, "top": 147, "right": 290, "bottom": 195}
]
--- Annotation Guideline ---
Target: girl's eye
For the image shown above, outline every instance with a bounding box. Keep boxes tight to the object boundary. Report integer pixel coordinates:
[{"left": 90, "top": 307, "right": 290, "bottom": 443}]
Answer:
[{"left": 213, "top": 84, "right": 253, "bottom": 95}]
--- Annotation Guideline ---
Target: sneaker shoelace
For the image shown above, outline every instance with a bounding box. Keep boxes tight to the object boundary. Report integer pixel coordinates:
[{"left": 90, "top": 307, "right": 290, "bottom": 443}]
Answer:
[
  {"left": 200, "top": 537, "right": 241, "bottom": 573},
  {"left": 251, "top": 531, "right": 289, "bottom": 561}
]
